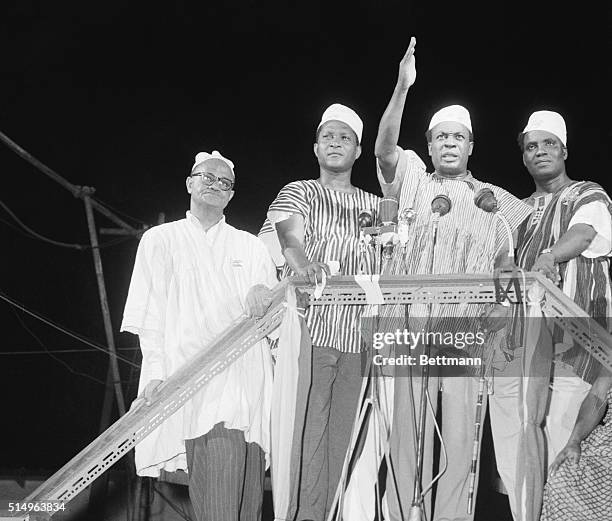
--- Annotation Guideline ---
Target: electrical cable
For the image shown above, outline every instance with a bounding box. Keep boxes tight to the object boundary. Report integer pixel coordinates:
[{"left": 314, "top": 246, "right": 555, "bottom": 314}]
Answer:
[
  {"left": 92, "top": 196, "right": 148, "bottom": 227},
  {"left": 420, "top": 388, "right": 447, "bottom": 499},
  {"left": 0, "top": 198, "right": 87, "bottom": 250},
  {"left": 0, "top": 199, "right": 135, "bottom": 250},
  {"left": 0, "top": 347, "right": 139, "bottom": 354},
  {"left": 10, "top": 307, "right": 107, "bottom": 386},
  {"left": 0, "top": 289, "right": 140, "bottom": 368}
]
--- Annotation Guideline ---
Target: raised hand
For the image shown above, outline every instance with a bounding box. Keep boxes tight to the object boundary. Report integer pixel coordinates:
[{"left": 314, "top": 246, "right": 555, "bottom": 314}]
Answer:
[{"left": 398, "top": 36, "right": 417, "bottom": 90}]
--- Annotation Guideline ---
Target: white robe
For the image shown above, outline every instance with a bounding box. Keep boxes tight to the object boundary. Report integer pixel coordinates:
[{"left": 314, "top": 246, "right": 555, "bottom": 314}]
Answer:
[{"left": 121, "top": 211, "right": 277, "bottom": 476}]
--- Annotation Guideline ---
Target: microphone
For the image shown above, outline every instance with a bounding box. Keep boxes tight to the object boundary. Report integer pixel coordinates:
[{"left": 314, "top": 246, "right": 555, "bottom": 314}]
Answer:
[
  {"left": 357, "top": 209, "right": 374, "bottom": 274},
  {"left": 359, "top": 200, "right": 398, "bottom": 237},
  {"left": 427, "top": 194, "right": 451, "bottom": 270},
  {"left": 431, "top": 194, "right": 452, "bottom": 217},
  {"left": 473, "top": 188, "right": 514, "bottom": 261},
  {"left": 397, "top": 208, "right": 415, "bottom": 246},
  {"left": 379, "top": 197, "right": 399, "bottom": 226},
  {"left": 360, "top": 199, "right": 400, "bottom": 274},
  {"left": 474, "top": 188, "right": 498, "bottom": 213},
  {"left": 382, "top": 234, "right": 398, "bottom": 259},
  {"left": 358, "top": 209, "right": 374, "bottom": 229}
]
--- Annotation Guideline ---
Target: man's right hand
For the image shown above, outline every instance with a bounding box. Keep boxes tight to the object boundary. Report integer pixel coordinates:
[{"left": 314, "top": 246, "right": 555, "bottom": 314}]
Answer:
[
  {"left": 141, "top": 379, "right": 163, "bottom": 406},
  {"left": 296, "top": 261, "right": 331, "bottom": 285},
  {"left": 532, "top": 252, "right": 560, "bottom": 284},
  {"left": 397, "top": 36, "right": 417, "bottom": 90}
]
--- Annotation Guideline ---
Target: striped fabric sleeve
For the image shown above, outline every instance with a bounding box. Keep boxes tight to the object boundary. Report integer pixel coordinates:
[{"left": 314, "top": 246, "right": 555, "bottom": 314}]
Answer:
[
  {"left": 376, "top": 146, "right": 426, "bottom": 198},
  {"left": 258, "top": 218, "right": 276, "bottom": 236},
  {"left": 267, "top": 181, "right": 309, "bottom": 224},
  {"left": 258, "top": 218, "right": 285, "bottom": 268},
  {"left": 493, "top": 187, "right": 533, "bottom": 232}
]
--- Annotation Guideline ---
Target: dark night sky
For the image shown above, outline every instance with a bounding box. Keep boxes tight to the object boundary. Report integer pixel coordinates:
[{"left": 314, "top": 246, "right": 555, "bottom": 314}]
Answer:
[{"left": 0, "top": 2, "right": 608, "bottom": 470}]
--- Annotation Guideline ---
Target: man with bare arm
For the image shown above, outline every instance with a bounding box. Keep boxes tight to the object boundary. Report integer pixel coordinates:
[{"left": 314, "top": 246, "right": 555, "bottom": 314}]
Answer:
[
  {"left": 262, "top": 104, "right": 379, "bottom": 521},
  {"left": 491, "top": 111, "right": 612, "bottom": 519},
  {"left": 375, "top": 38, "right": 531, "bottom": 521}
]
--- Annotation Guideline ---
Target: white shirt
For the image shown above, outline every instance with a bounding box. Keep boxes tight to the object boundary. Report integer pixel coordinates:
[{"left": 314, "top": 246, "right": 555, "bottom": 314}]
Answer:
[{"left": 121, "top": 212, "right": 278, "bottom": 476}]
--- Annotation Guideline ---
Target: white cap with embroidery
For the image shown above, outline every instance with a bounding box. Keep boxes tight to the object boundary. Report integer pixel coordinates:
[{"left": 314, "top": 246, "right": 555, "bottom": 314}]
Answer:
[
  {"left": 317, "top": 103, "right": 363, "bottom": 143},
  {"left": 522, "top": 111, "right": 567, "bottom": 146},
  {"left": 428, "top": 105, "right": 472, "bottom": 133},
  {"left": 192, "top": 150, "right": 235, "bottom": 174}
]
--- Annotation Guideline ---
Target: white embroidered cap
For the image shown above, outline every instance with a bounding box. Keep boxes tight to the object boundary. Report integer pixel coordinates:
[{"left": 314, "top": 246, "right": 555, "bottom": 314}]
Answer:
[
  {"left": 522, "top": 111, "right": 567, "bottom": 146},
  {"left": 317, "top": 103, "right": 363, "bottom": 143},
  {"left": 428, "top": 104, "right": 472, "bottom": 133},
  {"left": 192, "top": 150, "right": 235, "bottom": 174}
]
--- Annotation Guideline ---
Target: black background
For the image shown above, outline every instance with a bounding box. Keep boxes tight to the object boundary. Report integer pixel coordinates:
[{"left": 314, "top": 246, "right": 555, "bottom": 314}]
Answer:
[{"left": 1, "top": 1, "right": 608, "bottom": 470}]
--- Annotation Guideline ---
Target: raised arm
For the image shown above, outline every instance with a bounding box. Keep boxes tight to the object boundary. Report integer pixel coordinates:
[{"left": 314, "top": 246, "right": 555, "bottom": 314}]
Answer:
[{"left": 375, "top": 37, "right": 417, "bottom": 183}]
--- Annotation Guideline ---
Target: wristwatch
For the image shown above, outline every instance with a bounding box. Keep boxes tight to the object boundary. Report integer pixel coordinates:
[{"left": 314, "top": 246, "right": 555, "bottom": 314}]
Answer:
[{"left": 541, "top": 248, "right": 557, "bottom": 262}]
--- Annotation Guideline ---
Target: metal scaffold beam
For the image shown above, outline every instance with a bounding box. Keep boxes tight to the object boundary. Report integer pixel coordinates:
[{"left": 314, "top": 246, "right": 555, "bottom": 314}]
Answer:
[
  {"left": 14, "top": 272, "right": 612, "bottom": 518},
  {"left": 24, "top": 280, "right": 289, "bottom": 506}
]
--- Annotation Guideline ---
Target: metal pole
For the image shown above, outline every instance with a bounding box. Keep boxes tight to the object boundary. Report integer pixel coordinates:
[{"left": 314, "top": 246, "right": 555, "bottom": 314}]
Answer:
[
  {"left": 0, "top": 130, "right": 139, "bottom": 233},
  {"left": 1, "top": 127, "right": 144, "bottom": 519},
  {"left": 83, "top": 193, "right": 127, "bottom": 416},
  {"left": 409, "top": 214, "right": 441, "bottom": 521}
]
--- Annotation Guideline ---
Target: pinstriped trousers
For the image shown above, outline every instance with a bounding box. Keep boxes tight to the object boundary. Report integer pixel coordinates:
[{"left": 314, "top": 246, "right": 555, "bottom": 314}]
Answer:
[{"left": 185, "top": 422, "right": 265, "bottom": 521}]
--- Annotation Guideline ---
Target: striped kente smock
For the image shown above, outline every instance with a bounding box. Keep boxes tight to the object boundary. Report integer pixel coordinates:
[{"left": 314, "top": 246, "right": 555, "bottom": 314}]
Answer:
[
  {"left": 378, "top": 147, "right": 532, "bottom": 354},
  {"left": 516, "top": 181, "right": 612, "bottom": 383},
  {"left": 262, "top": 179, "right": 380, "bottom": 353}
]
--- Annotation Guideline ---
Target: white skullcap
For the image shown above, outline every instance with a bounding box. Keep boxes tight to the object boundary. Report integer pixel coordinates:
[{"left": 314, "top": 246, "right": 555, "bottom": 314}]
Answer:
[
  {"left": 428, "top": 105, "right": 472, "bottom": 133},
  {"left": 522, "top": 111, "right": 567, "bottom": 146},
  {"left": 192, "top": 150, "right": 235, "bottom": 174},
  {"left": 317, "top": 103, "right": 363, "bottom": 143}
]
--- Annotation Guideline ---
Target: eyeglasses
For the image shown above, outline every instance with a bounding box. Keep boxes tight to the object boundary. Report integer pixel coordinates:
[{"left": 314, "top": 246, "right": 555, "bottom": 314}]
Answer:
[{"left": 190, "top": 172, "right": 235, "bottom": 191}]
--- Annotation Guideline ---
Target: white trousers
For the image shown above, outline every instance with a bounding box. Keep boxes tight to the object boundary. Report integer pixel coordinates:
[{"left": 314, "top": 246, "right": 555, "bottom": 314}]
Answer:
[{"left": 489, "top": 360, "right": 591, "bottom": 521}]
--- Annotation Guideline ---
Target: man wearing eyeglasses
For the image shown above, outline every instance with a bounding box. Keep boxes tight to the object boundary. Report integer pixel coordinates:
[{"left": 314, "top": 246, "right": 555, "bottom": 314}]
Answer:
[{"left": 121, "top": 150, "right": 278, "bottom": 521}]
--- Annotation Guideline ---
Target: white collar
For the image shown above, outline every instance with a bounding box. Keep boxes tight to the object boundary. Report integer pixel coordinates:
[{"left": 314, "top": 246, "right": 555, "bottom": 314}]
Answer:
[{"left": 186, "top": 211, "right": 226, "bottom": 237}]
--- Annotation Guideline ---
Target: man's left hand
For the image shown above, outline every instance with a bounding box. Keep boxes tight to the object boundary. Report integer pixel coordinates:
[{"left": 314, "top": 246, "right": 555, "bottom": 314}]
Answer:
[
  {"left": 245, "top": 284, "right": 274, "bottom": 318},
  {"left": 550, "top": 441, "right": 581, "bottom": 475},
  {"left": 532, "top": 252, "right": 559, "bottom": 284}
]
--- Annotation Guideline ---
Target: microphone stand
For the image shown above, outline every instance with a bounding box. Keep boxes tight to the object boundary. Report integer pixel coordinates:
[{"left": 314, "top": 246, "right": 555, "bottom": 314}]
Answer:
[
  {"left": 408, "top": 195, "right": 450, "bottom": 521},
  {"left": 358, "top": 210, "right": 374, "bottom": 275},
  {"left": 465, "top": 189, "right": 516, "bottom": 514},
  {"left": 397, "top": 208, "right": 415, "bottom": 274},
  {"left": 328, "top": 207, "right": 386, "bottom": 520},
  {"left": 474, "top": 188, "right": 515, "bottom": 263}
]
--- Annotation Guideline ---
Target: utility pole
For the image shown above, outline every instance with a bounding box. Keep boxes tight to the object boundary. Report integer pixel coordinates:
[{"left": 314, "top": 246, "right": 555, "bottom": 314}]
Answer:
[{"left": 0, "top": 129, "right": 149, "bottom": 521}]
